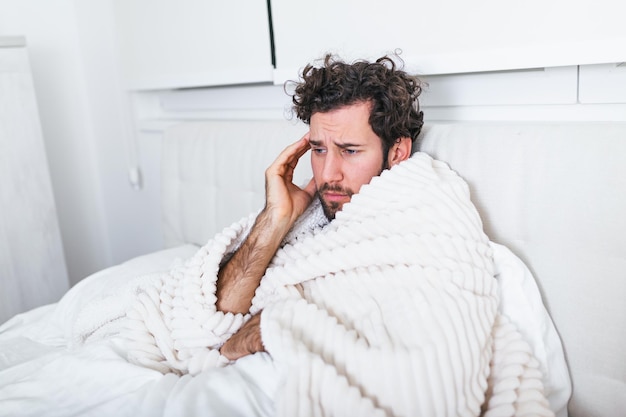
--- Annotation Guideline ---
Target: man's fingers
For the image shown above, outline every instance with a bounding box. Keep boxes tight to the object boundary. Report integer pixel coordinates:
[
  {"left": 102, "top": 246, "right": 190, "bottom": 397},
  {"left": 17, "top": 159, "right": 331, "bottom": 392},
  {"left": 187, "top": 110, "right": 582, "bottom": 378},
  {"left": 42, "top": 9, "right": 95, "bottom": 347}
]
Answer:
[
  {"left": 283, "top": 136, "right": 310, "bottom": 171},
  {"left": 219, "top": 314, "right": 264, "bottom": 361},
  {"left": 269, "top": 133, "right": 310, "bottom": 176},
  {"left": 263, "top": 133, "right": 314, "bottom": 220}
]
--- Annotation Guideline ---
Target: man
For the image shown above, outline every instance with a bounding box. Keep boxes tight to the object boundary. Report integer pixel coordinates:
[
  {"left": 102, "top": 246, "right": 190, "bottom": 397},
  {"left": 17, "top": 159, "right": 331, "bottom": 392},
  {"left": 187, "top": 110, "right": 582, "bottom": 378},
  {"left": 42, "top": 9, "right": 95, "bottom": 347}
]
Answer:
[
  {"left": 217, "top": 54, "right": 425, "bottom": 360},
  {"left": 0, "top": 54, "right": 556, "bottom": 417}
]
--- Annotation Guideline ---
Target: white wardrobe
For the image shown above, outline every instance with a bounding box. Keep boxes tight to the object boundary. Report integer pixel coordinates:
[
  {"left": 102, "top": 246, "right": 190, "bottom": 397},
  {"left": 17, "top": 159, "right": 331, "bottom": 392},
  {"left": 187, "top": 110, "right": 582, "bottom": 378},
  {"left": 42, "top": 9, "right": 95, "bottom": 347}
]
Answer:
[{"left": 0, "top": 37, "right": 68, "bottom": 324}]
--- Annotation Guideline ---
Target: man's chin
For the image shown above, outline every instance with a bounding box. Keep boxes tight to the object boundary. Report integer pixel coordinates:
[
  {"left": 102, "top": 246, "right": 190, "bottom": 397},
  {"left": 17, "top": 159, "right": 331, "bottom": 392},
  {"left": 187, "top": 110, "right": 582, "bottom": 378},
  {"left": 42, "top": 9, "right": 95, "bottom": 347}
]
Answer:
[{"left": 319, "top": 198, "right": 341, "bottom": 220}]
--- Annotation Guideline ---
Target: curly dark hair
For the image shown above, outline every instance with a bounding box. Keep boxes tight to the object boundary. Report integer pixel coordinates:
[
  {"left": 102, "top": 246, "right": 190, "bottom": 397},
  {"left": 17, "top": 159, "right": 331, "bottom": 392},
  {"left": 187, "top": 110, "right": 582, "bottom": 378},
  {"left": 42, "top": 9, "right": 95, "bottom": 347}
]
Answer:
[{"left": 287, "top": 54, "right": 425, "bottom": 154}]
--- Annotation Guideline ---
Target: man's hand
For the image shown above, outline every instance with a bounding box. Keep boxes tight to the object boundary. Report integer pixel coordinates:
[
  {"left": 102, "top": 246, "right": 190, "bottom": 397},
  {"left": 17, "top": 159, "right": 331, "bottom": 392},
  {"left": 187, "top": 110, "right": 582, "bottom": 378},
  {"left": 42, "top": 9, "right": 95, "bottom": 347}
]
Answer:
[
  {"left": 264, "top": 134, "right": 316, "bottom": 227},
  {"left": 216, "top": 135, "right": 316, "bottom": 314},
  {"left": 220, "top": 313, "right": 264, "bottom": 361}
]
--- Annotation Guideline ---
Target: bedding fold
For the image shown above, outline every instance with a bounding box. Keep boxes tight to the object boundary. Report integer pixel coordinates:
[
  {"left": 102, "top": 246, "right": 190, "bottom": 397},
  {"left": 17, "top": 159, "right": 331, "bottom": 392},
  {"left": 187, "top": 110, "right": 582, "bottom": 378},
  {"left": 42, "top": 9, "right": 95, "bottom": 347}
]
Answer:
[{"left": 71, "top": 152, "right": 554, "bottom": 416}]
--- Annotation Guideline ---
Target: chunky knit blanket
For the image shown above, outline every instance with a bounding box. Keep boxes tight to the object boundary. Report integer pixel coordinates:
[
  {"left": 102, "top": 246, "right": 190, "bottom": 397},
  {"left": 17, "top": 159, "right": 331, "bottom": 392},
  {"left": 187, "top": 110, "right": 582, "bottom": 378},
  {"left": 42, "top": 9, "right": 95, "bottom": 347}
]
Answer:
[{"left": 75, "top": 152, "right": 553, "bottom": 417}]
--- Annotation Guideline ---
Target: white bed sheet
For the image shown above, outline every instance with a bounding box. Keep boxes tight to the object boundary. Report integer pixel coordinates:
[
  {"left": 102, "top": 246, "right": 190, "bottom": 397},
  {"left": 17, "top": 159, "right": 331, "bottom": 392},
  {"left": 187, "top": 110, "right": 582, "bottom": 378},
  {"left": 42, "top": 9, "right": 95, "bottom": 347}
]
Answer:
[
  {"left": 0, "top": 245, "right": 280, "bottom": 417},
  {"left": 0, "top": 242, "right": 570, "bottom": 417}
]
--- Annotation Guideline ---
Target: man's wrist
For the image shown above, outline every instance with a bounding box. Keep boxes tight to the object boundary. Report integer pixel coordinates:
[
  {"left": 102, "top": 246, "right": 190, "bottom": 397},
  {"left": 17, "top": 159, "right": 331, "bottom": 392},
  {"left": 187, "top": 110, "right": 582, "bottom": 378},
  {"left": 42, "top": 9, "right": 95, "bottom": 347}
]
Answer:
[{"left": 255, "top": 207, "right": 294, "bottom": 243}]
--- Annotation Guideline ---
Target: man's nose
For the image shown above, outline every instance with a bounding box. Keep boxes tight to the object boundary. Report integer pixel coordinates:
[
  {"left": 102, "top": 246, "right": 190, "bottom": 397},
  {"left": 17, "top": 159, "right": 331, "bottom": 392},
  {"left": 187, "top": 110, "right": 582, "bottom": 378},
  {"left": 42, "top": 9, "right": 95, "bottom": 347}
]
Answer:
[{"left": 320, "top": 152, "right": 343, "bottom": 183}]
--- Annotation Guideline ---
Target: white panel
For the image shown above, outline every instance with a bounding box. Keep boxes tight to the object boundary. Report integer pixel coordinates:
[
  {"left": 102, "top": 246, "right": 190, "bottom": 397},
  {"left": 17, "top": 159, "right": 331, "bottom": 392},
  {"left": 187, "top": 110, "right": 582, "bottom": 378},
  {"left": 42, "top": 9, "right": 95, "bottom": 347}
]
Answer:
[
  {"left": 421, "top": 67, "right": 578, "bottom": 107},
  {"left": 160, "top": 67, "right": 578, "bottom": 113},
  {"left": 422, "top": 103, "right": 626, "bottom": 122},
  {"left": 579, "top": 63, "right": 626, "bottom": 104},
  {"left": 159, "top": 84, "right": 291, "bottom": 111},
  {"left": 0, "top": 43, "right": 69, "bottom": 323},
  {"left": 113, "top": 0, "right": 274, "bottom": 90},
  {"left": 271, "top": 0, "right": 626, "bottom": 83},
  {"left": 0, "top": 36, "right": 25, "bottom": 47}
]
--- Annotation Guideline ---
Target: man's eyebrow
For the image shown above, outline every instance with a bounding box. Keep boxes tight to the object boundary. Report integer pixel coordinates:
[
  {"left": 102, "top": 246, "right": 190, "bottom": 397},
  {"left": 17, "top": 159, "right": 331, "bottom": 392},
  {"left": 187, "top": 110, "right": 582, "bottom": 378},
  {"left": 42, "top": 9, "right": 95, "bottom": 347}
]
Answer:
[
  {"left": 336, "top": 142, "right": 363, "bottom": 149},
  {"left": 308, "top": 139, "right": 362, "bottom": 148}
]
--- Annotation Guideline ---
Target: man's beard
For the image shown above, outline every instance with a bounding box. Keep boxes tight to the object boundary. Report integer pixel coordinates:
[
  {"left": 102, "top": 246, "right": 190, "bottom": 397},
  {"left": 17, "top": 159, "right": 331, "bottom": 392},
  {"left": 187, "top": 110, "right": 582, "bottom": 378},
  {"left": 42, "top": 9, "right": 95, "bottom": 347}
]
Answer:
[
  {"left": 316, "top": 184, "right": 354, "bottom": 220},
  {"left": 317, "top": 158, "right": 387, "bottom": 220}
]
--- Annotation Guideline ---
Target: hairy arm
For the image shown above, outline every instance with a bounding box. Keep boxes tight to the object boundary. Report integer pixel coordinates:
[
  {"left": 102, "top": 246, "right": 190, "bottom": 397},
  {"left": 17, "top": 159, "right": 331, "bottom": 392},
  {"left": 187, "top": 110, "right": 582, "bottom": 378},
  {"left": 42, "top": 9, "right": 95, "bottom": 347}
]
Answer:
[
  {"left": 216, "top": 135, "right": 315, "bottom": 315},
  {"left": 215, "top": 211, "right": 291, "bottom": 314}
]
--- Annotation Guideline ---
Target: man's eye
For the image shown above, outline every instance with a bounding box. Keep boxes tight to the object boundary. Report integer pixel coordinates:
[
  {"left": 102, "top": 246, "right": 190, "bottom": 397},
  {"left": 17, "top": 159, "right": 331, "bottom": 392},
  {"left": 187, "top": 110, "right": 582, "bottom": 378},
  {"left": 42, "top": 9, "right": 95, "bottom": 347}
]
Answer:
[
  {"left": 312, "top": 148, "right": 326, "bottom": 154},
  {"left": 343, "top": 149, "right": 358, "bottom": 155}
]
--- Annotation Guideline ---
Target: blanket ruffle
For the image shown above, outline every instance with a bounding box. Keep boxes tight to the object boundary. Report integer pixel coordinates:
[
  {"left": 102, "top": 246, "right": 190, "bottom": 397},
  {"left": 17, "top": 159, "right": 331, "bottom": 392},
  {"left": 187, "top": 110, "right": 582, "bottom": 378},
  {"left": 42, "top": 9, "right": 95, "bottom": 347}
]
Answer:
[
  {"left": 258, "top": 153, "right": 500, "bottom": 416},
  {"left": 122, "top": 199, "right": 328, "bottom": 375},
  {"left": 125, "top": 213, "right": 256, "bottom": 373},
  {"left": 73, "top": 152, "right": 554, "bottom": 416}
]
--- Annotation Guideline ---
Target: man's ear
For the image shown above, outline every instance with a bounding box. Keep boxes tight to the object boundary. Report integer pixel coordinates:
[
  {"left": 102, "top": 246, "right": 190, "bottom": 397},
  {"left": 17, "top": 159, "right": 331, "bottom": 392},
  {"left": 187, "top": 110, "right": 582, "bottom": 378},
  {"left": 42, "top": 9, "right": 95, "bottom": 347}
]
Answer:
[{"left": 387, "top": 137, "right": 412, "bottom": 168}]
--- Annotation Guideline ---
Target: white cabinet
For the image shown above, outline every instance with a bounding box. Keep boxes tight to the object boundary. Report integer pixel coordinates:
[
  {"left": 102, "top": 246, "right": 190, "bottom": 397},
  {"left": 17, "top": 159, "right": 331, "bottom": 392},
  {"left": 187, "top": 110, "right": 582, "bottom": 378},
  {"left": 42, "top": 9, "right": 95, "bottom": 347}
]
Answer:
[
  {"left": 0, "top": 37, "right": 69, "bottom": 323},
  {"left": 111, "top": 0, "right": 626, "bottom": 91},
  {"left": 112, "top": 0, "right": 274, "bottom": 90},
  {"left": 270, "top": 0, "right": 626, "bottom": 83},
  {"left": 421, "top": 66, "right": 578, "bottom": 107},
  {"left": 579, "top": 63, "right": 626, "bottom": 104}
]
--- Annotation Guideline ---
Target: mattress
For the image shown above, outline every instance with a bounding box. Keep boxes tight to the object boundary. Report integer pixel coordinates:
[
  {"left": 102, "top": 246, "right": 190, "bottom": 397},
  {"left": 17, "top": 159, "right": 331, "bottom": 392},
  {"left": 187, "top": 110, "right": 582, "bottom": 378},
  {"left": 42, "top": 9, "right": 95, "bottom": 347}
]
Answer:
[{"left": 0, "top": 245, "right": 280, "bottom": 417}]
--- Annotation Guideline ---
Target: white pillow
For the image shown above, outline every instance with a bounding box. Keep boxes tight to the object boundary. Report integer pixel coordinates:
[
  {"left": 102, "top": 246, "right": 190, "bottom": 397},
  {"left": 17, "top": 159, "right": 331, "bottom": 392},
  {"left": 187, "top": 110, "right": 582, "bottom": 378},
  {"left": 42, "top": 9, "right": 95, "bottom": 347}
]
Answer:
[{"left": 491, "top": 242, "right": 572, "bottom": 417}]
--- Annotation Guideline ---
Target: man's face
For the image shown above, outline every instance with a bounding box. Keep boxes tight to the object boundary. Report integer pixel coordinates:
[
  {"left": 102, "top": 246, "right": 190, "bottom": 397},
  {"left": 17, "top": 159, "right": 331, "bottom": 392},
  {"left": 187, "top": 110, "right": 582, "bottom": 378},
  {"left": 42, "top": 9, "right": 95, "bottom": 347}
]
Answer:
[{"left": 309, "top": 101, "right": 385, "bottom": 220}]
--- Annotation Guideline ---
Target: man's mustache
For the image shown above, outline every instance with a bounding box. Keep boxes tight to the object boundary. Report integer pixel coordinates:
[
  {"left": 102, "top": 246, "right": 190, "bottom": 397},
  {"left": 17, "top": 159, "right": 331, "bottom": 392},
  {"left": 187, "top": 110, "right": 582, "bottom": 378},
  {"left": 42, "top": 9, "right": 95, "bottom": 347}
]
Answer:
[{"left": 318, "top": 183, "right": 354, "bottom": 196}]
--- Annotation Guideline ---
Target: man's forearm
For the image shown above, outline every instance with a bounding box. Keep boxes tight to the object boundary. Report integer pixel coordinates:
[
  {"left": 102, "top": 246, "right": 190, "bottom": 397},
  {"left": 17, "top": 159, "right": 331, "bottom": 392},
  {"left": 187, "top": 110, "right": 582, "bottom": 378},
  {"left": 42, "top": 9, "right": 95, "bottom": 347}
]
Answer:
[
  {"left": 216, "top": 135, "right": 314, "bottom": 314},
  {"left": 216, "top": 209, "right": 291, "bottom": 314}
]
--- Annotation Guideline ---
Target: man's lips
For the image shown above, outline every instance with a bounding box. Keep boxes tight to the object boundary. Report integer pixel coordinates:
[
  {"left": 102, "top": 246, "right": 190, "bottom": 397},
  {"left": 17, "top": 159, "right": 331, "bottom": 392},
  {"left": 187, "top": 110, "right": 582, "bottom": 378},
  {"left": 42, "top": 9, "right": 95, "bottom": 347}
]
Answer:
[{"left": 322, "top": 192, "right": 349, "bottom": 203}]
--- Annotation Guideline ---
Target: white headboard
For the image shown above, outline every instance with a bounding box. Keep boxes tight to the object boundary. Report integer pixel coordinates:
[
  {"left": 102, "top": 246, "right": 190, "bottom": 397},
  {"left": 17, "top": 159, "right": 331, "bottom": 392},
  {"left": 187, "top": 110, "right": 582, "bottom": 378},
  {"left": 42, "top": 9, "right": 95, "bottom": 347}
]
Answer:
[
  {"left": 419, "top": 122, "right": 626, "bottom": 416},
  {"left": 161, "top": 119, "right": 626, "bottom": 417},
  {"left": 161, "top": 120, "right": 308, "bottom": 247}
]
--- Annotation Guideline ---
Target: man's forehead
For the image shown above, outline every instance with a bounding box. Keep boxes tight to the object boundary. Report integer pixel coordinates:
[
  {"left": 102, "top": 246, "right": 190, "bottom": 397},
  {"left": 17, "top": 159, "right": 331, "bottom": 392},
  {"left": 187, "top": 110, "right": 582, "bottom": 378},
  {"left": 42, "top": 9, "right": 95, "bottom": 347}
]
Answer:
[
  {"left": 309, "top": 104, "right": 375, "bottom": 141},
  {"left": 310, "top": 101, "right": 372, "bottom": 122}
]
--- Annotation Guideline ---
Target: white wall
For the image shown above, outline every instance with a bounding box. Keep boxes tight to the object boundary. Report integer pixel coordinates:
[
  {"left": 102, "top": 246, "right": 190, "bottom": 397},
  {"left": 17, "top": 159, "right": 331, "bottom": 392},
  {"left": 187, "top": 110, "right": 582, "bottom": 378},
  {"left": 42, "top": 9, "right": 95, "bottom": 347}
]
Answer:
[
  {"left": 0, "top": 0, "right": 162, "bottom": 286},
  {"left": 1, "top": 1, "right": 625, "bottom": 289},
  {"left": 72, "top": 1, "right": 164, "bottom": 271}
]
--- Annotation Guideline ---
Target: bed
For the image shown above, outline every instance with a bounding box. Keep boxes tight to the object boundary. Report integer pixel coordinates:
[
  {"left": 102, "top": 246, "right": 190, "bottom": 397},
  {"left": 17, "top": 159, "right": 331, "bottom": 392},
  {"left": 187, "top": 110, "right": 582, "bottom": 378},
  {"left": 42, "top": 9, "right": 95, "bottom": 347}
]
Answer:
[{"left": 1, "top": 120, "right": 624, "bottom": 417}]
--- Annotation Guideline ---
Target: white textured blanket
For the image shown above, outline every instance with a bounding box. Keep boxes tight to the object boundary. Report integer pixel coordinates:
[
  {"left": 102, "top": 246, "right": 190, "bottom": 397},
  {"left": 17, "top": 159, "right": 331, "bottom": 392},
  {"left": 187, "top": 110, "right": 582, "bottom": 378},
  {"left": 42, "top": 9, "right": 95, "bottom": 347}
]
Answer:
[{"left": 75, "top": 152, "right": 553, "bottom": 417}]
